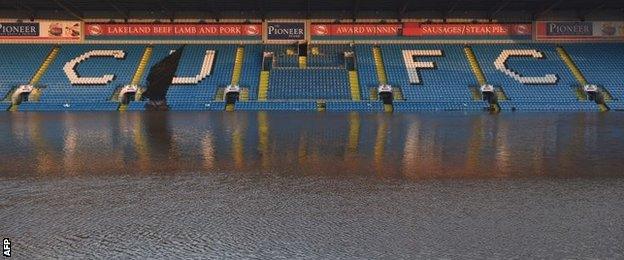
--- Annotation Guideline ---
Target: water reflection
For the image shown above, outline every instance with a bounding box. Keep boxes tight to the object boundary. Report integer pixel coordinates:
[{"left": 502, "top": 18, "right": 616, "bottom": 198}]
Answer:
[{"left": 1, "top": 111, "right": 623, "bottom": 179}]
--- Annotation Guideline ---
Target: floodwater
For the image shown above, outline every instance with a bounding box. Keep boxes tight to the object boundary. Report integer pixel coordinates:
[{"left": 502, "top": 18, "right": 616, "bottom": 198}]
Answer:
[{"left": 1, "top": 111, "right": 623, "bottom": 258}]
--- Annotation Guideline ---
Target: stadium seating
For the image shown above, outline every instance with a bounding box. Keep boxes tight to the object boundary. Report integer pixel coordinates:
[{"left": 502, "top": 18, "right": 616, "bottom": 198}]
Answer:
[
  {"left": 308, "top": 44, "right": 350, "bottom": 68},
  {"left": 0, "top": 42, "right": 622, "bottom": 112},
  {"left": 265, "top": 45, "right": 299, "bottom": 68},
  {"left": 393, "top": 101, "right": 489, "bottom": 112},
  {"left": 382, "top": 44, "right": 476, "bottom": 88},
  {"left": 19, "top": 102, "right": 120, "bottom": 111},
  {"left": 325, "top": 101, "right": 384, "bottom": 112},
  {"left": 141, "top": 45, "right": 235, "bottom": 104},
  {"left": 35, "top": 44, "right": 144, "bottom": 103},
  {"left": 379, "top": 44, "right": 488, "bottom": 111},
  {"left": 126, "top": 101, "right": 148, "bottom": 111},
  {"left": 0, "top": 45, "right": 52, "bottom": 98},
  {"left": 563, "top": 43, "right": 624, "bottom": 107},
  {"left": 239, "top": 44, "right": 263, "bottom": 100},
  {"left": 471, "top": 44, "right": 584, "bottom": 110},
  {"left": 168, "top": 101, "right": 227, "bottom": 111},
  {"left": 498, "top": 101, "right": 599, "bottom": 111},
  {"left": 608, "top": 102, "right": 624, "bottom": 111},
  {"left": 267, "top": 67, "right": 351, "bottom": 100},
  {"left": 126, "top": 101, "right": 228, "bottom": 111},
  {"left": 235, "top": 101, "right": 317, "bottom": 111},
  {"left": 354, "top": 44, "right": 378, "bottom": 100},
  {"left": 0, "top": 102, "right": 12, "bottom": 111}
]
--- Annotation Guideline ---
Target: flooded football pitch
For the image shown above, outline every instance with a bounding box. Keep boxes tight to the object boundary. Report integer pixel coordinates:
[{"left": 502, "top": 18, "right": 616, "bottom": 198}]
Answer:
[{"left": 1, "top": 111, "right": 623, "bottom": 258}]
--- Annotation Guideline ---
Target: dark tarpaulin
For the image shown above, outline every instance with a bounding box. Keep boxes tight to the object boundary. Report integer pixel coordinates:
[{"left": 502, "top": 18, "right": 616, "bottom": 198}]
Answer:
[{"left": 142, "top": 45, "right": 186, "bottom": 101}]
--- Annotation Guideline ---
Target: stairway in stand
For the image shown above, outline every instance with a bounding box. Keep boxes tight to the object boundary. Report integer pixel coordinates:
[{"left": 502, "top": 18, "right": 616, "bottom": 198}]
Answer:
[
  {"left": 120, "top": 45, "right": 153, "bottom": 111},
  {"left": 131, "top": 46, "right": 153, "bottom": 86},
  {"left": 258, "top": 71, "right": 270, "bottom": 101},
  {"left": 464, "top": 46, "right": 502, "bottom": 112},
  {"left": 298, "top": 56, "right": 307, "bottom": 69},
  {"left": 10, "top": 46, "right": 61, "bottom": 111},
  {"left": 348, "top": 71, "right": 361, "bottom": 101},
  {"left": 231, "top": 46, "right": 244, "bottom": 86},
  {"left": 372, "top": 46, "right": 388, "bottom": 84},
  {"left": 556, "top": 46, "right": 609, "bottom": 111},
  {"left": 463, "top": 46, "right": 487, "bottom": 86}
]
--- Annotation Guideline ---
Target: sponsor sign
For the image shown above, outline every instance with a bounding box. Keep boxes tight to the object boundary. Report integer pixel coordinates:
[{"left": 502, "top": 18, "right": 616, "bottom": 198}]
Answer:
[
  {"left": 544, "top": 22, "right": 593, "bottom": 36},
  {"left": 0, "top": 23, "right": 39, "bottom": 36},
  {"left": 311, "top": 24, "right": 401, "bottom": 36},
  {"left": 403, "top": 23, "right": 531, "bottom": 37},
  {"left": 85, "top": 23, "right": 261, "bottom": 38},
  {"left": 536, "top": 21, "right": 624, "bottom": 41},
  {"left": 266, "top": 22, "right": 305, "bottom": 40},
  {"left": 0, "top": 20, "right": 81, "bottom": 41}
]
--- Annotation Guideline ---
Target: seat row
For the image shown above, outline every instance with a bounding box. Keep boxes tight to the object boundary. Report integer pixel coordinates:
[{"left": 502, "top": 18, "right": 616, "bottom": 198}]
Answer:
[
  {"left": 499, "top": 101, "right": 599, "bottom": 111},
  {"left": 392, "top": 101, "right": 489, "bottom": 111},
  {"left": 19, "top": 102, "right": 120, "bottom": 111}
]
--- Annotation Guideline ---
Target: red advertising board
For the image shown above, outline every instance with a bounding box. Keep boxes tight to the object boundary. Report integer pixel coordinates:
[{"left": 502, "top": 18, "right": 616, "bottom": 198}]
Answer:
[
  {"left": 85, "top": 23, "right": 262, "bottom": 37},
  {"left": 403, "top": 23, "right": 531, "bottom": 36},
  {"left": 311, "top": 24, "right": 401, "bottom": 36}
]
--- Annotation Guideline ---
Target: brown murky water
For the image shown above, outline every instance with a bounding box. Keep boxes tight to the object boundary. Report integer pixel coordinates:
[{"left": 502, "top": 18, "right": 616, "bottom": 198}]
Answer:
[{"left": 1, "top": 111, "right": 624, "bottom": 258}]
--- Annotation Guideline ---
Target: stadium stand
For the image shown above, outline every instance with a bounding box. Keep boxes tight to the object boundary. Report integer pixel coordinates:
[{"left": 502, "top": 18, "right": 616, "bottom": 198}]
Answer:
[
  {"left": 2, "top": 0, "right": 624, "bottom": 114},
  {"left": 0, "top": 42, "right": 621, "bottom": 112}
]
